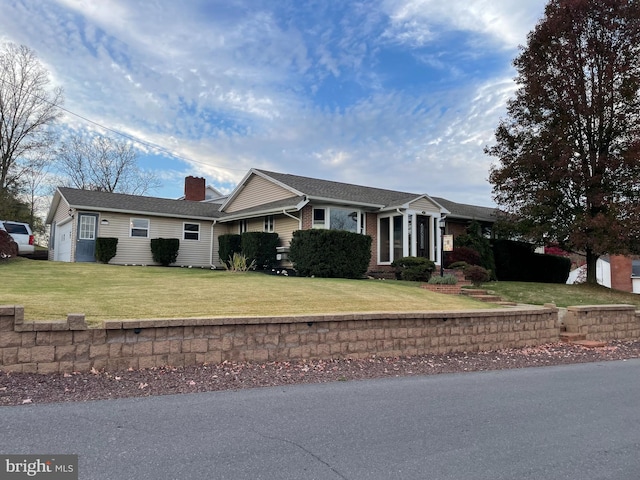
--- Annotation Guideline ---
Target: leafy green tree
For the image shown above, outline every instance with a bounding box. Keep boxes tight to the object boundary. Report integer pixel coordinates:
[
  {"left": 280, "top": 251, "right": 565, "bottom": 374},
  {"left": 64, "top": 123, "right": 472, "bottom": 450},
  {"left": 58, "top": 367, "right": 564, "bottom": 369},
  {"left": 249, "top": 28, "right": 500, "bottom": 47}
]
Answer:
[{"left": 487, "top": 0, "right": 640, "bottom": 284}]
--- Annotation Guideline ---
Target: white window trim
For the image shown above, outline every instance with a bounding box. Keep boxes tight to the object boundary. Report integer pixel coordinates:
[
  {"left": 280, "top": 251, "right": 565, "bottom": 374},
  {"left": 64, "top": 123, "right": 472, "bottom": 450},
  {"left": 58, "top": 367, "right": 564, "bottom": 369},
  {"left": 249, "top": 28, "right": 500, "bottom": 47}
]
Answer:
[
  {"left": 130, "top": 217, "right": 150, "bottom": 238},
  {"left": 264, "top": 215, "right": 275, "bottom": 233},
  {"left": 313, "top": 205, "right": 364, "bottom": 233},
  {"left": 183, "top": 222, "right": 200, "bottom": 241},
  {"left": 377, "top": 212, "right": 409, "bottom": 265},
  {"left": 239, "top": 219, "right": 248, "bottom": 234}
]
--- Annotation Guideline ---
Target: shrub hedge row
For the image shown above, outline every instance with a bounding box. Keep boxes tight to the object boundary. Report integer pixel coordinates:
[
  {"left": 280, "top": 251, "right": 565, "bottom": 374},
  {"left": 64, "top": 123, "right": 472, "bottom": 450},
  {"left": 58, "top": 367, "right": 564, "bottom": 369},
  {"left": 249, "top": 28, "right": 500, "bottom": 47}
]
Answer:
[
  {"left": 492, "top": 239, "right": 570, "bottom": 283},
  {"left": 288, "top": 229, "right": 372, "bottom": 278}
]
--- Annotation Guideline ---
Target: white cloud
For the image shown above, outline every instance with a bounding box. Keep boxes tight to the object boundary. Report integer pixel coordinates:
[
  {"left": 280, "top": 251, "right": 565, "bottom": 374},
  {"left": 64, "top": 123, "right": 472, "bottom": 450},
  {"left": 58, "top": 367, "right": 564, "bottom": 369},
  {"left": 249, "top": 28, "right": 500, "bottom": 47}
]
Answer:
[
  {"left": 382, "top": 0, "right": 545, "bottom": 49},
  {"left": 0, "top": 0, "right": 547, "bottom": 206}
]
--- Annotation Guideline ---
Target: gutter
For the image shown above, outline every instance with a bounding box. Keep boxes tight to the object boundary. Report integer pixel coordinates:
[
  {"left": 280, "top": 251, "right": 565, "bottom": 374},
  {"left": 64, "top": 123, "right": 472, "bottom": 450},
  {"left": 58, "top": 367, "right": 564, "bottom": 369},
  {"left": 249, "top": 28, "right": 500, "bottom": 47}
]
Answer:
[{"left": 210, "top": 219, "right": 217, "bottom": 269}]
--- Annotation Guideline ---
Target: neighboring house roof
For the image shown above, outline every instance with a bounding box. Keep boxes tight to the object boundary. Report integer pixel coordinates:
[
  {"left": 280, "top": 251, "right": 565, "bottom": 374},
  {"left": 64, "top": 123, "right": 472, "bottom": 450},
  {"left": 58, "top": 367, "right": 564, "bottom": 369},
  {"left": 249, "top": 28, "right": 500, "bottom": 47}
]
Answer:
[
  {"left": 431, "top": 197, "right": 497, "bottom": 223},
  {"left": 46, "top": 187, "right": 224, "bottom": 224},
  {"left": 176, "top": 185, "right": 228, "bottom": 203}
]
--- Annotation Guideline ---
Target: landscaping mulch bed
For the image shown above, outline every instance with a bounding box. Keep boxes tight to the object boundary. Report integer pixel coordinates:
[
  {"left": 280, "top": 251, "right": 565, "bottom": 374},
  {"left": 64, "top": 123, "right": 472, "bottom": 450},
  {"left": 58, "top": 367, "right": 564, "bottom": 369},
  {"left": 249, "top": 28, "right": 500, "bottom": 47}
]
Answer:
[{"left": 2, "top": 340, "right": 640, "bottom": 406}]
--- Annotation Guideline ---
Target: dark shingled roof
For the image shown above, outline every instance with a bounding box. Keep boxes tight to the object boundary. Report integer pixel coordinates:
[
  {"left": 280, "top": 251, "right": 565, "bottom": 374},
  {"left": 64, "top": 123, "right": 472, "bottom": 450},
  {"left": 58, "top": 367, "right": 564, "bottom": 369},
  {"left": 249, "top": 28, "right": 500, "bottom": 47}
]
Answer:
[
  {"left": 58, "top": 187, "right": 223, "bottom": 219},
  {"left": 431, "top": 197, "right": 497, "bottom": 223},
  {"left": 255, "top": 170, "right": 422, "bottom": 208}
]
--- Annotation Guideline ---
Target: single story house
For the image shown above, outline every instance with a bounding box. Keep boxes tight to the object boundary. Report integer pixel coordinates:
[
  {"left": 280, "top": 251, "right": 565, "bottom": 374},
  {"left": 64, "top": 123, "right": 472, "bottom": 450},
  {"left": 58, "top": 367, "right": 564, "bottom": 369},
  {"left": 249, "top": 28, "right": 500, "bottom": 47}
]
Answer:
[{"left": 46, "top": 169, "right": 497, "bottom": 273}]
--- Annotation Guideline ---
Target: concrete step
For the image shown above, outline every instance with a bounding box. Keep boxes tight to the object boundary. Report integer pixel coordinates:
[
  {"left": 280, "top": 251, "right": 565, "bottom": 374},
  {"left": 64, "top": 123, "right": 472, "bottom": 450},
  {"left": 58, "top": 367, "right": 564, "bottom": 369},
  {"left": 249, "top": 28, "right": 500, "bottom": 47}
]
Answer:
[
  {"left": 460, "top": 289, "right": 488, "bottom": 296},
  {"left": 571, "top": 340, "right": 608, "bottom": 348},
  {"left": 559, "top": 332, "right": 587, "bottom": 343},
  {"left": 469, "top": 294, "right": 503, "bottom": 303}
]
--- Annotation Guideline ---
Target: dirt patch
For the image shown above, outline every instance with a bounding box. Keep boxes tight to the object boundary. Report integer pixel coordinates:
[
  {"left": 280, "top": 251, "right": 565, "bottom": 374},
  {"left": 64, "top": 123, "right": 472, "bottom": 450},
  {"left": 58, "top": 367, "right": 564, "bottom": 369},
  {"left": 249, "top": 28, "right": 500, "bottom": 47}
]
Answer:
[{"left": 2, "top": 340, "right": 639, "bottom": 406}]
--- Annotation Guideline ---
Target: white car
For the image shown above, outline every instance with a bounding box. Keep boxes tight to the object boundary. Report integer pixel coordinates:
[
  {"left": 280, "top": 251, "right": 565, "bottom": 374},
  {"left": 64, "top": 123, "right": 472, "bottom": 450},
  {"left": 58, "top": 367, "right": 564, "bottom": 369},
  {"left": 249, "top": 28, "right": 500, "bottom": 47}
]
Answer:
[{"left": 0, "top": 220, "right": 35, "bottom": 255}]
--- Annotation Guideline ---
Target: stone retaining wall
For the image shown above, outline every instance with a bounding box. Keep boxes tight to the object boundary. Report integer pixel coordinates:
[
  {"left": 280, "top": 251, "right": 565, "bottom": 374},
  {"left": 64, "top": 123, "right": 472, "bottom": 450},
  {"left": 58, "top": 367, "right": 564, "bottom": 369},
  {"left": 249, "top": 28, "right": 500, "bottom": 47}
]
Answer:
[
  {"left": 1, "top": 303, "right": 638, "bottom": 374},
  {"left": 564, "top": 304, "right": 640, "bottom": 341}
]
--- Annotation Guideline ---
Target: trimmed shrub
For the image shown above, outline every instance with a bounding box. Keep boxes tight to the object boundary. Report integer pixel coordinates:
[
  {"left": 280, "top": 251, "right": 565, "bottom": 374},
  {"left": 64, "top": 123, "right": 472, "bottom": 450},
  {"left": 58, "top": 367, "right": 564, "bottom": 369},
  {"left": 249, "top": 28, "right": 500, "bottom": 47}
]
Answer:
[
  {"left": 465, "top": 265, "right": 490, "bottom": 286},
  {"left": 218, "top": 234, "right": 242, "bottom": 268},
  {"left": 448, "top": 261, "right": 469, "bottom": 270},
  {"left": 150, "top": 238, "right": 180, "bottom": 266},
  {"left": 530, "top": 253, "right": 571, "bottom": 283},
  {"left": 241, "top": 232, "right": 279, "bottom": 269},
  {"left": 445, "top": 246, "right": 481, "bottom": 267},
  {"left": 288, "top": 229, "right": 372, "bottom": 278},
  {"left": 95, "top": 237, "right": 118, "bottom": 263},
  {"left": 492, "top": 239, "right": 534, "bottom": 281},
  {"left": 492, "top": 239, "right": 571, "bottom": 283},
  {"left": 391, "top": 256, "right": 436, "bottom": 282}
]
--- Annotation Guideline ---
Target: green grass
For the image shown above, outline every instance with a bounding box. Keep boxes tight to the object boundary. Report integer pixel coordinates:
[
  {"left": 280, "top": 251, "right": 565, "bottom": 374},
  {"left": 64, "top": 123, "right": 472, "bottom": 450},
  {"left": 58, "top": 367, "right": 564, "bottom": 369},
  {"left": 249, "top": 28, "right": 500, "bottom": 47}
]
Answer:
[
  {"left": 0, "top": 258, "right": 492, "bottom": 324},
  {"left": 484, "top": 281, "right": 640, "bottom": 308}
]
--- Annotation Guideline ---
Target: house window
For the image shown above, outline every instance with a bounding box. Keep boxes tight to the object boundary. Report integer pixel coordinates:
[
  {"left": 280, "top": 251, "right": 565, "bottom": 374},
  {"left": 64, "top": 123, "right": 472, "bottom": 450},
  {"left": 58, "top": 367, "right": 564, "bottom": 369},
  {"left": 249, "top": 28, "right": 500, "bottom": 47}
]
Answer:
[
  {"left": 184, "top": 223, "right": 200, "bottom": 241},
  {"left": 130, "top": 218, "right": 149, "bottom": 238},
  {"left": 379, "top": 217, "right": 390, "bottom": 263},
  {"left": 378, "top": 214, "right": 404, "bottom": 263},
  {"left": 239, "top": 220, "right": 248, "bottom": 233},
  {"left": 313, "top": 208, "right": 326, "bottom": 228},
  {"left": 264, "top": 215, "right": 274, "bottom": 233},
  {"left": 329, "top": 208, "right": 359, "bottom": 233},
  {"left": 79, "top": 215, "right": 96, "bottom": 240}
]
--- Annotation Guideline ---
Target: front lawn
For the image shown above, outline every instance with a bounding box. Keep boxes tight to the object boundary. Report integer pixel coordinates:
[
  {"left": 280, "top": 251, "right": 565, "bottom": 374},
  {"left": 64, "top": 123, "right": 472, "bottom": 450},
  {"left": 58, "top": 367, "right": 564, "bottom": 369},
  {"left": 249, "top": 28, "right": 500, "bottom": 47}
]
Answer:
[
  {"left": 485, "top": 281, "right": 640, "bottom": 308},
  {"left": 1, "top": 259, "right": 492, "bottom": 324}
]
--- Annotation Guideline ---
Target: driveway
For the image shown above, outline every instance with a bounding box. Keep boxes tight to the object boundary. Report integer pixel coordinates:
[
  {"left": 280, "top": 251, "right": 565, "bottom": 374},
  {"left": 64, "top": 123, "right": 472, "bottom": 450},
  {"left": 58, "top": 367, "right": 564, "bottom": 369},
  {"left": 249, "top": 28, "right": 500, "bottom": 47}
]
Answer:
[{"left": 2, "top": 359, "right": 639, "bottom": 479}]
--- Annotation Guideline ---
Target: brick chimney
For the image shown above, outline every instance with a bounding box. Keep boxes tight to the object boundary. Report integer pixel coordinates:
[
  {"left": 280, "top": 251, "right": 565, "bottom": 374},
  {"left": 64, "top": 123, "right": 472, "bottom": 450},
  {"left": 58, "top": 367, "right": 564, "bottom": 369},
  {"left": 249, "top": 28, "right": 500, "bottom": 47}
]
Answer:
[
  {"left": 184, "top": 176, "right": 206, "bottom": 201},
  {"left": 610, "top": 255, "right": 632, "bottom": 292}
]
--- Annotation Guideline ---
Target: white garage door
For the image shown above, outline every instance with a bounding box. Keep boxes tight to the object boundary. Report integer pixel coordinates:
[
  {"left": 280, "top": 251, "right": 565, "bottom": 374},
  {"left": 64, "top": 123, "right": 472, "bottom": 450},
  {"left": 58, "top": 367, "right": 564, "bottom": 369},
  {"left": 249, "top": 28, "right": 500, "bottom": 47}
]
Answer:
[{"left": 55, "top": 221, "right": 72, "bottom": 262}]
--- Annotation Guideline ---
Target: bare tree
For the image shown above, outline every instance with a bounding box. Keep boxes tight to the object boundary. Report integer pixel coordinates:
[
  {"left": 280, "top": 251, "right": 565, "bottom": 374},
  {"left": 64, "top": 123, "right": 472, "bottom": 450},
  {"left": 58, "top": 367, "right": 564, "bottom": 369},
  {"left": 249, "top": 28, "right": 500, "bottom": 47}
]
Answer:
[
  {"left": 56, "top": 133, "right": 160, "bottom": 195},
  {"left": 0, "top": 43, "right": 63, "bottom": 194}
]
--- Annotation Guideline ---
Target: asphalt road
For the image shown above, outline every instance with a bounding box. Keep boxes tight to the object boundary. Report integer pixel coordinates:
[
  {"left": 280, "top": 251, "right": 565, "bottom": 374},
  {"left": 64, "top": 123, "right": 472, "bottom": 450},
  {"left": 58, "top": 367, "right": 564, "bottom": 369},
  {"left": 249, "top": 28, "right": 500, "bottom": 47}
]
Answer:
[{"left": 1, "top": 359, "right": 639, "bottom": 480}]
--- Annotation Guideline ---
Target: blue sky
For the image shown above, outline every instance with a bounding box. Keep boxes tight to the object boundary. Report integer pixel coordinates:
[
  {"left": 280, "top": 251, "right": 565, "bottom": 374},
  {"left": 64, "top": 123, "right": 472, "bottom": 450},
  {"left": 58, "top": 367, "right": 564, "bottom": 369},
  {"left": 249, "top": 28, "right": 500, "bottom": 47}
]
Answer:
[{"left": 1, "top": 0, "right": 546, "bottom": 206}]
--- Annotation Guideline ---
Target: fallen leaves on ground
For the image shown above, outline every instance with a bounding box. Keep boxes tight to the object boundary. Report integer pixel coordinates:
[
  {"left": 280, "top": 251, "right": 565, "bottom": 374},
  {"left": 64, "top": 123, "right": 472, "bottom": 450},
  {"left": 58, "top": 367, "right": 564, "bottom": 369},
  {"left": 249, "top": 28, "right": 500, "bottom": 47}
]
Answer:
[{"left": 1, "top": 340, "right": 639, "bottom": 406}]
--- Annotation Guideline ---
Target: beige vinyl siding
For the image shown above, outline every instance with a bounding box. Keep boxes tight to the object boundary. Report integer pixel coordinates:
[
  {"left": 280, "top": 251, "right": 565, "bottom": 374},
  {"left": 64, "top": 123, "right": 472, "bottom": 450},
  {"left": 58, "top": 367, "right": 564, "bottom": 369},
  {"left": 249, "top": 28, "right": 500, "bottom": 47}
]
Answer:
[
  {"left": 225, "top": 175, "right": 296, "bottom": 213},
  {"left": 408, "top": 197, "right": 441, "bottom": 214},
  {"left": 97, "top": 213, "right": 214, "bottom": 267},
  {"left": 274, "top": 214, "right": 300, "bottom": 247}
]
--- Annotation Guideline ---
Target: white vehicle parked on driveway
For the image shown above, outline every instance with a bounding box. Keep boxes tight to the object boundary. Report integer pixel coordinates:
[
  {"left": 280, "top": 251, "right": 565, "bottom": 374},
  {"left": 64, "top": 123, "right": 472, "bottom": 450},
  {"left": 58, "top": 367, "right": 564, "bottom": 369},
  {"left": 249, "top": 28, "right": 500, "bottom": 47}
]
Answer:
[{"left": 0, "top": 220, "right": 35, "bottom": 255}]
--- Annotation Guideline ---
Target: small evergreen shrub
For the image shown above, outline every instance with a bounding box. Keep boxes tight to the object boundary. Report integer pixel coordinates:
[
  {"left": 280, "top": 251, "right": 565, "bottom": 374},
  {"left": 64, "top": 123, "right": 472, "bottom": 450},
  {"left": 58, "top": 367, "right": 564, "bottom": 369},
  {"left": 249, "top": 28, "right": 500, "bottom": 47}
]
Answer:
[
  {"left": 241, "top": 232, "right": 279, "bottom": 269},
  {"left": 218, "top": 234, "right": 242, "bottom": 268},
  {"left": 448, "top": 261, "right": 469, "bottom": 270},
  {"left": 427, "top": 274, "right": 458, "bottom": 285},
  {"left": 289, "top": 229, "right": 372, "bottom": 278},
  {"left": 150, "top": 238, "right": 180, "bottom": 266},
  {"left": 391, "top": 256, "right": 436, "bottom": 282},
  {"left": 465, "top": 265, "right": 490, "bottom": 286},
  {"left": 95, "top": 237, "right": 118, "bottom": 263}
]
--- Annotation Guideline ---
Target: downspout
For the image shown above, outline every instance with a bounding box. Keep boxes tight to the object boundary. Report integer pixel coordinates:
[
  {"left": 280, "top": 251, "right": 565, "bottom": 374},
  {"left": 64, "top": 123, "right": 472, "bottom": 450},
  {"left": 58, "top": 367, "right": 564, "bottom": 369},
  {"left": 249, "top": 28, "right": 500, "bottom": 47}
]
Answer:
[
  {"left": 210, "top": 219, "right": 217, "bottom": 269},
  {"left": 282, "top": 209, "right": 302, "bottom": 230},
  {"left": 396, "top": 208, "right": 406, "bottom": 258}
]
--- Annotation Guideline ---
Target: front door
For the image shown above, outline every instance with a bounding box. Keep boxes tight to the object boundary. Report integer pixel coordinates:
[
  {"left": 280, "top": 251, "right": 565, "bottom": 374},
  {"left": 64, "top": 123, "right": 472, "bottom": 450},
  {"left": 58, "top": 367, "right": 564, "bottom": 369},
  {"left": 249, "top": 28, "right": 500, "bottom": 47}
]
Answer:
[
  {"left": 416, "top": 215, "right": 430, "bottom": 258},
  {"left": 76, "top": 213, "right": 98, "bottom": 262}
]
